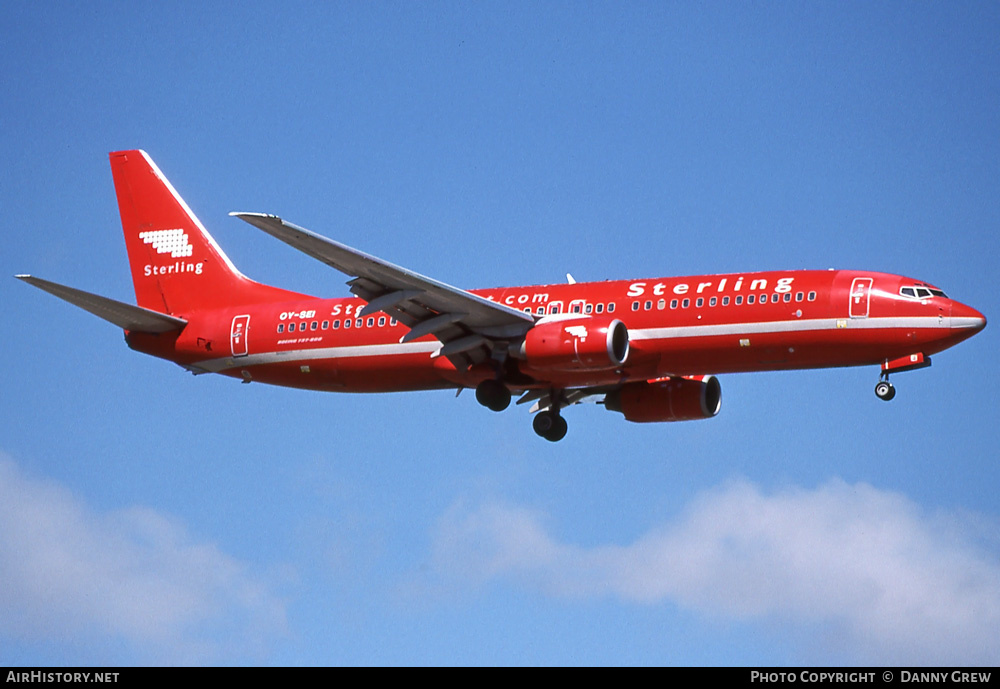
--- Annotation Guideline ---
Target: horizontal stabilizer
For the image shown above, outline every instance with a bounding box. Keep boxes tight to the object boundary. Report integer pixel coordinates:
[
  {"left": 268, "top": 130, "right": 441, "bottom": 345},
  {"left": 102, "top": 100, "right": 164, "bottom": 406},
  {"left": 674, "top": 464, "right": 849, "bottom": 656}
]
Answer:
[{"left": 15, "top": 275, "right": 188, "bottom": 333}]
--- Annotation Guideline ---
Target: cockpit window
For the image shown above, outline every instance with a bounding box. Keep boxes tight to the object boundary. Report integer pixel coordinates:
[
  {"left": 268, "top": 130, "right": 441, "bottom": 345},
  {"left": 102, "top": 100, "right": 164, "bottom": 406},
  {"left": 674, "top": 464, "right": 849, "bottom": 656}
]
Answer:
[{"left": 901, "top": 285, "right": 948, "bottom": 299}]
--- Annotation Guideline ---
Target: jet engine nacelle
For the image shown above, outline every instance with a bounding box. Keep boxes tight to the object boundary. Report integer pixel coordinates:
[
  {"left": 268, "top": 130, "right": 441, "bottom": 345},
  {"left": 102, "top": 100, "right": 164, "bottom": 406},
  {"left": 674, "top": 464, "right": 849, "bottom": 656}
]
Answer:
[
  {"left": 520, "top": 316, "right": 629, "bottom": 372},
  {"left": 605, "top": 375, "right": 722, "bottom": 423}
]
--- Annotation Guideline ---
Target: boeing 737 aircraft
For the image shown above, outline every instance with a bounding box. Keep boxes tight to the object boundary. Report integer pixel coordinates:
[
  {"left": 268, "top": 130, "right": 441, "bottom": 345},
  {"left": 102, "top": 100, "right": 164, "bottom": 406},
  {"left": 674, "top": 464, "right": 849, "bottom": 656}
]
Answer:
[{"left": 17, "top": 151, "right": 986, "bottom": 441}]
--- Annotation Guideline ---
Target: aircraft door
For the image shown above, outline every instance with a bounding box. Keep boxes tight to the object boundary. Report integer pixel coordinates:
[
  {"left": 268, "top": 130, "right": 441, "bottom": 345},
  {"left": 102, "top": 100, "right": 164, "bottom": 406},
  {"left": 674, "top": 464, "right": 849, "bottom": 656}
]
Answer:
[
  {"left": 231, "top": 314, "right": 250, "bottom": 357},
  {"left": 849, "top": 278, "right": 873, "bottom": 318}
]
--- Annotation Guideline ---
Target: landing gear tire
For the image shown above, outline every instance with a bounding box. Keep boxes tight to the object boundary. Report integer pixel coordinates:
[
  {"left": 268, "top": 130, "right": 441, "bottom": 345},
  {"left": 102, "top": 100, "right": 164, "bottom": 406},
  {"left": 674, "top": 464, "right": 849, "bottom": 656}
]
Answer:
[
  {"left": 475, "top": 379, "right": 511, "bottom": 412},
  {"left": 533, "top": 411, "right": 568, "bottom": 442},
  {"left": 875, "top": 380, "right": 896, "bottom": 401}
]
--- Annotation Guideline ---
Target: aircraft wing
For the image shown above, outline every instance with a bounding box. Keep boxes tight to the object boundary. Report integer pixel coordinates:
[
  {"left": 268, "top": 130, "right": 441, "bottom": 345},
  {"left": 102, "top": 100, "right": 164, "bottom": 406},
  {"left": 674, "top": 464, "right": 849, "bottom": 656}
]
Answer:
[
  {"left": 231, "top": 213, "right": 534, "bottom": 368},
  {"left": 16, "top": 275, "right": 188, "bottom": 333}
]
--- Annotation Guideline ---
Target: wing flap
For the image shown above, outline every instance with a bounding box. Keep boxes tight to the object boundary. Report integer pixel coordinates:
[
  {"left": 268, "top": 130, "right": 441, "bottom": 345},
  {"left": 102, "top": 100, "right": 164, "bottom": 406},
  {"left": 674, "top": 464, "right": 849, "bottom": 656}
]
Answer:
[
  {"left": 523, "top": 387, "right": 608, "bottom": 413},
  {"left": 16, "top": 275, "right": 188, "bottom": 333}
]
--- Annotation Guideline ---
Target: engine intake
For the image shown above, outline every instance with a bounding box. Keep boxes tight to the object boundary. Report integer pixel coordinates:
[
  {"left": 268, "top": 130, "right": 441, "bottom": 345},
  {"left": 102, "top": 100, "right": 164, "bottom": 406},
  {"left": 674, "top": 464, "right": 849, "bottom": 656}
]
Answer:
[
  {"left": 605, "top": 375, "right": 722, "bottom": 423},
  {"left": 520, "top": 316, "right": 629, "bottom": 372}
]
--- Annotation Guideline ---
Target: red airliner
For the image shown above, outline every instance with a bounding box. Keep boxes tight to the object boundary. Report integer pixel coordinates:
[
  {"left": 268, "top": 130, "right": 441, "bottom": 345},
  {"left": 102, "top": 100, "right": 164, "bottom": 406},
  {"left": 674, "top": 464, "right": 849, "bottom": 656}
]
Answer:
[{"left": 18, "top": 151, "right": 986, "bottom": 441}]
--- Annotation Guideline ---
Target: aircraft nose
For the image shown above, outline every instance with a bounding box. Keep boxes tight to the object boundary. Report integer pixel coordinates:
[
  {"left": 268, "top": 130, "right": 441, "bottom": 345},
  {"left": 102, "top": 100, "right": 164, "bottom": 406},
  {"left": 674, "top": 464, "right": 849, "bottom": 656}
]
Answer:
[{"left": 952, "top": 300, "right": 987, "bottom": 333}]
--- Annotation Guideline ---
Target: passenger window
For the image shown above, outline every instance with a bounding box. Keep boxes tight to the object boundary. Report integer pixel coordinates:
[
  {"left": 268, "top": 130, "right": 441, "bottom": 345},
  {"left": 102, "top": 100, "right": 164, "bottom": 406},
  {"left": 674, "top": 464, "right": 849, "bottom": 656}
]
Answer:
[
  {"left": 670, "top": 299, "right": 678, "bottom": 309},
  {"left": 644, "top": 300, "right": 652, "bottom": 310},
  {"left": 585, "top": 304, "right": 593, "bottom": 314},
  {"left": 808, "top": 291, "right": 816, "bottom": 301},
  {"left": 322, "top": 320, "right": 329, "bottom": 329},
  {"left": 537, "top": 306, "right": 545, "bottom": 314},
  {"left": 356, "top": 318, "right": 363, "bottom": 328},
  {"left": 595, "top": 304, "right": 604, "bottom": 314},
  {"left": 550, "top": 305, "right": 561, "bottom": 314},
  {"left": 378, "top": 317, "right": 386, "bottom": 326},
  {"left": 390, "top": 318, "right": 397, "bottom": 326},
  {"left": 771, "top": 294, "right": 779, "bottom": 303},
  {"left": 277, "top": 323, "right": 284, "bottom": 333},
  {"left": 657, "top": 299, "right": 665, "bottom": 310},
  {"left": 333, "top": 320, "right": 340, "bottom": 329},
  {"left": 747, "top": 295, "right": 755, "bottom": 305},
  {"left": 311, "top": 321, "right": 318, "bottom": 330},
  {"left": 795, "top": 292, "right": 804, "bottom": 302},
  {"left": 344, "top": 319, "right": 351, "bottom": 329},
  {"left": 367, "top": 317, "right": 374, "bottom": 327},
  {"left": 783, "top": 293, "right": 791, "bottom": 302},
  {"left": 735, "top": 295, "right": 743, "bottom": 305},
  {"left": 722, "top": 296, "right": 729, "bottom": 306},
  {"left": 608, "top": 303, "right": 615, "bottom": 313},
  {"left": 632, "top": 302, "right": 640, "bottom": 311},
  {"left": 289, "top": 322, "right": 296, "bottom": 332},
  {"left": 709, "top": 297, "right": 717, "bottom": 307},
  {"left": 696, "top": 297, "right": 704, "bottom": 307},
  {"left": 682, "top": 298, "right": 690, "bottom": 308}
]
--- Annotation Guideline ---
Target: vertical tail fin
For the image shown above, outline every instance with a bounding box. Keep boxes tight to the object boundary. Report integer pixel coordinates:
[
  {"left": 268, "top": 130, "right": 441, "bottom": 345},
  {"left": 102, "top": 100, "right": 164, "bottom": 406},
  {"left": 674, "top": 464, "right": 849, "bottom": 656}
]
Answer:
[{"left": 110, "top": 150, "right": 303, "bottom": 314}]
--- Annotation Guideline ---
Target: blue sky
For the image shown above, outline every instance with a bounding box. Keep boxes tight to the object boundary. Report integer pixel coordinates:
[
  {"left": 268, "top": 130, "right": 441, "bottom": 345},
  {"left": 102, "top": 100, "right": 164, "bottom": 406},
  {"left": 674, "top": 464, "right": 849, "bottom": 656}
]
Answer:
[{"left": 2, "top": 2, "right": 998, "bottom": 665}]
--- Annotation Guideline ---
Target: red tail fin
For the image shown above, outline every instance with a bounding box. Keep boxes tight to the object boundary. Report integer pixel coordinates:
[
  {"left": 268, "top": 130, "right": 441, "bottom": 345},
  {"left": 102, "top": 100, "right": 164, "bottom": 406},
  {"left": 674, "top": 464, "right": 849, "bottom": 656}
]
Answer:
[{"left": 110, "top": 150, "right": 304, "bottom": 314}]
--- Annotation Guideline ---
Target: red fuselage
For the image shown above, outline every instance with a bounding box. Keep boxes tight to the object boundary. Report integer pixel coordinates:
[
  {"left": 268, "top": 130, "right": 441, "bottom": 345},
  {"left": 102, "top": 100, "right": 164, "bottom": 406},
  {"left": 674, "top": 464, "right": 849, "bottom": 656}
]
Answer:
[
  {"left": 125, "top": 268, "right": 985, "bottom": 394},
  {"left": 21, "top": 151, "right": 985, "bottom": 440}
]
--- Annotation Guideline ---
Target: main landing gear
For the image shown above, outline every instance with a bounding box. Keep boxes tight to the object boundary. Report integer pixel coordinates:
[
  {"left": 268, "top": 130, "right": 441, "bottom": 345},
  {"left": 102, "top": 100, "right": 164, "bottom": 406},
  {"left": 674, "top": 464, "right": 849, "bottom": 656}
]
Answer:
[
  {"left": 532, "top": 409, "right": 568, "bottom": 442},
  {"left": 475, "top": 379, "right": 511, "bottom": 412},
  {"left": 474, "top": 379, "right": 569, "bottom": 441}
]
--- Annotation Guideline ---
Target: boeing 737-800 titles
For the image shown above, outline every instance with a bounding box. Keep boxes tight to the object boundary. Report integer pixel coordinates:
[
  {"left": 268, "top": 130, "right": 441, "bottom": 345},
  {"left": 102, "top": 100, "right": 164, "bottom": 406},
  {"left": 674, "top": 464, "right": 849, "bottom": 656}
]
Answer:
[{"left": 17, "top": 151, "right": 986, "bottom": 441}]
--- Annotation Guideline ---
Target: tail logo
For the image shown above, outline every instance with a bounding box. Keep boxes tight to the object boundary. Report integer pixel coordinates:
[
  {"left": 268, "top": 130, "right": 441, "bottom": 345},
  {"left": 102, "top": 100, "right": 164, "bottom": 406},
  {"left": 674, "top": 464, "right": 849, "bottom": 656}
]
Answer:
[{"left": 139, "top": 229, "right": 193, "bottom": 258}]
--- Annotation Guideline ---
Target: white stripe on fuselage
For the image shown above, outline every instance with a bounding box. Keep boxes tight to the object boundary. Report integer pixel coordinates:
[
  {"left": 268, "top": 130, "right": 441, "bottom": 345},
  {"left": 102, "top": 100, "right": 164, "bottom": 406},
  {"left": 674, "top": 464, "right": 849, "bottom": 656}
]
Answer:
[
  {"left": 194, "top": 315, "right": 966, "bottom": 373},
  {"left": 629, "top": 315, "right": 958, "bottom": 341},
  {"left": 193, "top": 341, "right": 441, "bottom": 373}
]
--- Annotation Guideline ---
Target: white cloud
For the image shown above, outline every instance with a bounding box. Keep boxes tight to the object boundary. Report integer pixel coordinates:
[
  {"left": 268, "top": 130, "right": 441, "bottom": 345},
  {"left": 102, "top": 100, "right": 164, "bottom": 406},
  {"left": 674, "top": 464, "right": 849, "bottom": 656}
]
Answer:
[
  {"left": 430, "top": 479, "right": 1000, "bottom": 664},
  {"left": 0, "top": 456, "right": 287, "bottom": 663}
]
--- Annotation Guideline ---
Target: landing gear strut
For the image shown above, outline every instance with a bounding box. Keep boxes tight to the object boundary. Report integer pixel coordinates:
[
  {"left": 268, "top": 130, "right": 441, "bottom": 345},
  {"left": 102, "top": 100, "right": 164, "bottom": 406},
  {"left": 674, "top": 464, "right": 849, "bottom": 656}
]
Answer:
[
  {"left": 875, "top": 354, "right": 930, "bottom": 401},
  {"left": 875, "top": 377, "right": 896, "bottom": 401},
  {"left": 532, "top": 410, "right": 568, "bottom": 442},
  {"left": 475, "top": 379, "right": 511, "bottom": 412}
]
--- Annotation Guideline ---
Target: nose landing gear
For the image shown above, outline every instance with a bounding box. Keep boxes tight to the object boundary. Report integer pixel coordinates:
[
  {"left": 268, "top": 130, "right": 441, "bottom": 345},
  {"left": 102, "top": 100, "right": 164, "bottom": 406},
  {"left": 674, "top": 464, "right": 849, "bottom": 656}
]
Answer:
[
  {"left": 875, "top": 353, "right": 930, "bottom": 400},
  {"left": 875, "top": 378, "right": 896, "bottom": 401}
]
